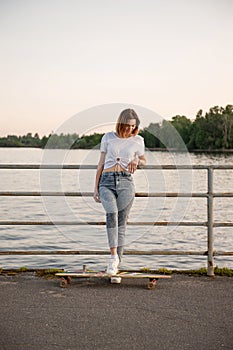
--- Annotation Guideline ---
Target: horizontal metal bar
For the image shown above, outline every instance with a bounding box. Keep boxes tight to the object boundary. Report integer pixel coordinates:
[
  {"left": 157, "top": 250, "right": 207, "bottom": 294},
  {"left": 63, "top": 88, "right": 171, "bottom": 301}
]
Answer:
[
  {"left": 0, "top": 221, "right": 208, "bottom": 226},
  {"left": 214, "top": 251, "right": 233, "bottom": 256},
  {"left": 214, "top": 222, "right": 233, "bottom": 227},
  {"left": 0, "top": 164, "right": 96, "bottom": 170},
  {"left": 0, "top": 250, "right": 208, "bottom": 256},
  {"left": 0, "top": 191, "right": 209, "bottom": 197},
  {"left": 213, "top": 193, "right": 233, "bottom": 197},
  {"left": 136, "top": 192, "right": 208, "bottom": 197},
  {"left": 0, "top": 191, "right": 93, "bottom": 197},
  {"left": 1, "top": 221, "right": 231, "bottom": 227},
  {"left": 0, "top": 250, "right": 232, "bottom": 256},
  {"left": 0, "top": 164, "right": 233, "bottom": 170},
  {"left": 1, "top": 191, "right": 233, "bottom": 198}
]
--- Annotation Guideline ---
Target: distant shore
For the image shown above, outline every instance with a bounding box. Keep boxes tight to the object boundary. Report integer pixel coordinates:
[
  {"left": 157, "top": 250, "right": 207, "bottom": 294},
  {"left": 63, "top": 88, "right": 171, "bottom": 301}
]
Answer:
[
  {"left": 1, "top": 146, "right": 233, "bottom": 153},
  {"left": 147, "top": 148, "right": 233, "bottom": 153},
  {"left": 1, "top": 104, "right": 233, "bottom": 152}
]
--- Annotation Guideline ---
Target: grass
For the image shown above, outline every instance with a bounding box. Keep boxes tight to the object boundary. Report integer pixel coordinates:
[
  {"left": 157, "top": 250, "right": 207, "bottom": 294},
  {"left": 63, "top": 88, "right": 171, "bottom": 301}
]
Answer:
[
  {"left": 35, "top": 268, "right": 64, "bottom": 278},
  {"left": 139, "top": 266, "right": 233, "bottom": 277},
  {"left": 0, "top": 267, "right": 63, "bottom": 278},
  {"left": 0, "top": 266, "right": 232, "bottom": 277},
  {"left": 213, "top": 266, "right": 233, "bottom": 277}
]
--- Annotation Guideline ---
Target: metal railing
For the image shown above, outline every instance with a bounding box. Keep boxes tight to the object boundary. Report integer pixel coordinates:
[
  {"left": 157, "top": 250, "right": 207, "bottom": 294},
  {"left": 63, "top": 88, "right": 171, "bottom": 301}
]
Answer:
[{"left": 0, "top": 164, "right": 233, "bottom": 276}]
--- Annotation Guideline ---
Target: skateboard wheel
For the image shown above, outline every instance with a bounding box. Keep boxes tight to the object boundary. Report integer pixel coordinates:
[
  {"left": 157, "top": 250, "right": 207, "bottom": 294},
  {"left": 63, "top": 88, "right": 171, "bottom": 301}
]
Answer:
[
  {"left": 148, "top": 279, "right": 157, "bottom": 290},
  {"left": 147, "top": 282, "right": 156, "bottom": 290},
  {"left": 60, "top": 277, "right": 68, "bottom": 288}
]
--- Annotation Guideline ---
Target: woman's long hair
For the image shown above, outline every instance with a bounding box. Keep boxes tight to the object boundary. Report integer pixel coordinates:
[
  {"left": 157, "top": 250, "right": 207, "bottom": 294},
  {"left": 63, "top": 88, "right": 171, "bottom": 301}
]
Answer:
[{"left": 116, "top": 109, "right": 140, "bottom": 137}]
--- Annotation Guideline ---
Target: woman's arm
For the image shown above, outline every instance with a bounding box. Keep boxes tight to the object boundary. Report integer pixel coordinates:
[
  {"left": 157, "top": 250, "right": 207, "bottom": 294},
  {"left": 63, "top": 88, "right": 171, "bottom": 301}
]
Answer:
[
  {"left": 138, "top": 154, "right": 146, "bottom": 167},
  {"left": 127, "top": 154, "right": 146, "bottom": 174},
  {"left": 93, "top": 152, "right": 106, "bottom": 203}
]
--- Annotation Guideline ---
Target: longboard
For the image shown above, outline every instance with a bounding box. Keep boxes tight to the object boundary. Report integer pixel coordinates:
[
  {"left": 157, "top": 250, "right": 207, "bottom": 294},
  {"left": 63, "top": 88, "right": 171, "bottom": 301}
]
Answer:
[{"left": 55, "top": 271, "right": 171, "bottom": 290}]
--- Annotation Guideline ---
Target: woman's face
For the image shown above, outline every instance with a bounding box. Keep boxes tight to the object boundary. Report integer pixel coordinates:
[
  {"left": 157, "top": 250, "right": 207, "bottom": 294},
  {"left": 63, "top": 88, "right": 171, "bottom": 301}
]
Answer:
[{"left": 123, "top": 119, "right": 136, "bottom": 138}]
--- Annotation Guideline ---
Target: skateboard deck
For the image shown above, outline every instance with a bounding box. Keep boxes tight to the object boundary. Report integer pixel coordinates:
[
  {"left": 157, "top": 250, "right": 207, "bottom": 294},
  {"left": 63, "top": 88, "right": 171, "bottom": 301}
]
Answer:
[{"left": 56, "top": 271, "right": 171, "bottom": 290}]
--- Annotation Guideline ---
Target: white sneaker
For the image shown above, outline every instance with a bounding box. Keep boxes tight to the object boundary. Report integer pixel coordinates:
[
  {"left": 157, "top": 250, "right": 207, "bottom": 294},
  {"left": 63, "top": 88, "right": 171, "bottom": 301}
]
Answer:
[
  {"left": 111, "top": 277, "right": 122, "bottom": 284},
  {"left": 106, "top": 255, "right": 119, "bottom": 276}
]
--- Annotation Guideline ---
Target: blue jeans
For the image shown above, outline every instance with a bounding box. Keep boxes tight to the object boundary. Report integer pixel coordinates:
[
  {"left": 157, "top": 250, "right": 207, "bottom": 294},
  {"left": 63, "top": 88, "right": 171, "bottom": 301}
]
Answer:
[{"left": 99, "top": 172, "right": 135, "bottom": 260}]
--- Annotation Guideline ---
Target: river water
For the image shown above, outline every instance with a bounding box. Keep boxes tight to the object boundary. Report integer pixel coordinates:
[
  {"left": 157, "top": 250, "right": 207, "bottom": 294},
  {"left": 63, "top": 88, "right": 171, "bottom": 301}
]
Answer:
[{"left": 0, "top": 148, "right": 232, "bottom": 271}]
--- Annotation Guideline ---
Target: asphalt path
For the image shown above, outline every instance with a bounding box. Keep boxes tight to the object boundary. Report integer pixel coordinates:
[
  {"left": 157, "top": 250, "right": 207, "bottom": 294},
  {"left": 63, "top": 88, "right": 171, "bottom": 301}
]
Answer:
[{"left": 0, "top": 272, "right": 232, "bottom": 350}]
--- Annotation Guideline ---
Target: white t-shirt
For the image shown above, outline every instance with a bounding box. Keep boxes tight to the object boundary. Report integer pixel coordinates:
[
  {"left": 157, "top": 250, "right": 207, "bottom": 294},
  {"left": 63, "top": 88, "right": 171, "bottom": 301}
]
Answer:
[{"left": 100, "top": 131, "right": 145, "bottom": 170}]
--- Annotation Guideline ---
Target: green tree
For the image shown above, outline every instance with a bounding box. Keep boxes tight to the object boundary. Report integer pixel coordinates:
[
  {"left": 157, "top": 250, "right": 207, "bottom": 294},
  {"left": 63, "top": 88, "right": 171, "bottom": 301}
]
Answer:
[
  {"left": 139, "top": 123, "right": 161, "bottom": 148},
  {"left": 73, "top": 133, "right": 103, "bottom": 149},
  {"left": 171, "top": 115, "right": 192, "bottom": 145},
  {"left": 0, "top": 105, "right": 232, "bottom": 150},
  {"left": 159, "top": 120, "right": 187, "bottom": 150},
  {"left": 222, "top": 105, "right": 233, "bottom": 149},
  {"left": 187, "top": 105, "right": 233, "bottom": 150}
]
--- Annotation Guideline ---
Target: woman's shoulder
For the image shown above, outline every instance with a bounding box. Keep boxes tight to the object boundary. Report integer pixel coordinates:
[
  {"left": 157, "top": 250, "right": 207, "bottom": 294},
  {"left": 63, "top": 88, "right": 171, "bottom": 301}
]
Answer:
[
  {"left": 134, "top": 134, "right": 144, "bottom": 143},
  {"left": 102, "top": 131, "right": 116, "bottom": 140}
]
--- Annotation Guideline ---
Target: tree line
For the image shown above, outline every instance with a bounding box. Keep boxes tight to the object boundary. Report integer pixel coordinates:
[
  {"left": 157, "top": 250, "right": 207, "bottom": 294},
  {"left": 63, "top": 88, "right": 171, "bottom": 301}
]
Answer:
[{"left": 1, "top": 105, "right": 232, "bottom": 151}]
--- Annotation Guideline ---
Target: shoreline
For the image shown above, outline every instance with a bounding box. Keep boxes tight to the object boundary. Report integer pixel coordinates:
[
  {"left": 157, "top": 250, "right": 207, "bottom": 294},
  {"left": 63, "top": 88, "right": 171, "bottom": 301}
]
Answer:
[{"left": 1, "top": 146, "right": 233, "bottom": 153}]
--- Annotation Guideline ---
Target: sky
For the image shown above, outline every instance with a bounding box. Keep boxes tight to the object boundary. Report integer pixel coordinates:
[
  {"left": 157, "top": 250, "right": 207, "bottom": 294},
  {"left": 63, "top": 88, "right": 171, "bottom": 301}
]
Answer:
[{"left": 0, "top": 0, "right": 232, "bottom": 136}]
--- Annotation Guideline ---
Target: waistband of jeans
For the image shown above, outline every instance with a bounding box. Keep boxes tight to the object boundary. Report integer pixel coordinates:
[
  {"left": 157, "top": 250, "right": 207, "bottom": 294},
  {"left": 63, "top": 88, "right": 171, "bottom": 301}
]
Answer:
[{"left": 101, "top": 171, "right": 131, "bottom": 177}]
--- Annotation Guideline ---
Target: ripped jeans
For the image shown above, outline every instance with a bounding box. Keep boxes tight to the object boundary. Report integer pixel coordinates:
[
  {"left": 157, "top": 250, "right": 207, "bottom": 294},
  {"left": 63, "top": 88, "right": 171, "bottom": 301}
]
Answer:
[{"left": 99, "top": 172, "right": 135, "bottom": 261}]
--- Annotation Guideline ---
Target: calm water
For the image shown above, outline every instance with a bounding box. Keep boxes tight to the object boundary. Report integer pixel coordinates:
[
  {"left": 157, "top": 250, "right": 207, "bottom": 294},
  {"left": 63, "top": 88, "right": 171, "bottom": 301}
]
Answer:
[{"left": 0, "top": 148, "right": 233, "bottom": 271}]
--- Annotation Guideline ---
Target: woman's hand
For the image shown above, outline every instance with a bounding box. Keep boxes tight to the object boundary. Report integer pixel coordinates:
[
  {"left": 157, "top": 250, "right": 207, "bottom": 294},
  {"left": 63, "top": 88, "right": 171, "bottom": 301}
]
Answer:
[
  {"left": 127, "top": 159, "right": 138, "bottom": 174},
  {"left": 128, "top": 155, "right": 146, "bottom": 173},
  {"left": 93, "top": 189, "right": 101, "bottom": 203},
  {"left": 93, "top": 152, "right": 105, "bottom": 203}
]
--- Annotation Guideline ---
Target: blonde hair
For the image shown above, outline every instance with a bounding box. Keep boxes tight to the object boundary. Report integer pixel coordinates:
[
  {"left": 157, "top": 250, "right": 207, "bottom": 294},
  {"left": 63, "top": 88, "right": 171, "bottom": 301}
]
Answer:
[{"left": 116, "top": 109, "right": 140, "bottom": 137}]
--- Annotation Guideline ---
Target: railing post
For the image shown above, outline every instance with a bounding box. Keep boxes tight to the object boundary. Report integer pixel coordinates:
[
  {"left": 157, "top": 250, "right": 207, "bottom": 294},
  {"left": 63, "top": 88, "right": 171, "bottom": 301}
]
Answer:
[{"left": 207, "top": 167, "right": 215, "bottom": 276}]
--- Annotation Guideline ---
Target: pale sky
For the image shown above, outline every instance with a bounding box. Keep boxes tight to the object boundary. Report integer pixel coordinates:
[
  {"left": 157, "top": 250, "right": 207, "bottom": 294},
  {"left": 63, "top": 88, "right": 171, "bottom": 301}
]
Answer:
[{"left": 0, "top": 0, "right": 232, "bottom": 136}]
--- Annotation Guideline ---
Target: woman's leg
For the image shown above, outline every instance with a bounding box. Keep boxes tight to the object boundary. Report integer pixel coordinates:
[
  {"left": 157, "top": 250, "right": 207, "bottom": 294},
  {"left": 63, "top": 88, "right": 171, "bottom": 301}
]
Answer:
[
  {"left": 117, "top": 200, "right": 134, "bottom": 261},
  {"left": 99, "top": 185, "right": 118, "bottom": 253},
  {"left": 116, "top": 175, "right": 135, "bottom": 261},
  {"left": 99, "top": 185, "right": 120, "bottom": 274},
  {"left": 105, "top": 211, "right": 118, "bottom": 251}
]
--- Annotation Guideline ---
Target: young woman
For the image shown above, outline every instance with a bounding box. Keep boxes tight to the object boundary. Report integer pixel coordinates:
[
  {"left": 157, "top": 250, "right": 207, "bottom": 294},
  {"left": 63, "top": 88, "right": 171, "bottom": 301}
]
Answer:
[{"left": 93, "top": 109, "right": 146, "bottom": 275}]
